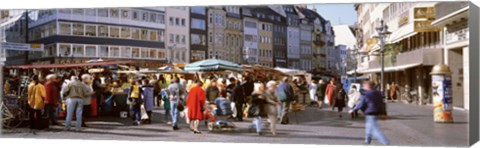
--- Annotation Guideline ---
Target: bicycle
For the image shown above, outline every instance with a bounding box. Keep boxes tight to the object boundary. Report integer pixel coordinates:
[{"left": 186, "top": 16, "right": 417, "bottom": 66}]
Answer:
[{"left": 1, "top": 95, "right": 26, "bottom": 129}]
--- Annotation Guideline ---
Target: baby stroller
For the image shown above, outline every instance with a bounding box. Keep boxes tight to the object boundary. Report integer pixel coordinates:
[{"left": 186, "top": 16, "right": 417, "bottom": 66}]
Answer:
[{"left": 205, "top": 98, "right": 235, "bottom": 132}]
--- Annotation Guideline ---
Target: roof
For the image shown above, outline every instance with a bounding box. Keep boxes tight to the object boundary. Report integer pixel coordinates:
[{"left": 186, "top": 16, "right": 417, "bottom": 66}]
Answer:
[
  {"left": 6, "top": 60, "right": 136, "bottom": 69},
  {"left": 295, "top": 6, "right": 327, "bottom": 33},
  {"left": 246, "top": 6, "right": 286, "bottom": 23}
]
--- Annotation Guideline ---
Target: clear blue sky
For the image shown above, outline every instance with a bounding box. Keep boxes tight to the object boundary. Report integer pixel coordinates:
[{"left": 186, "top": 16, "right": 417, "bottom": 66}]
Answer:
[{"left": 308, "top": 4, "right": 357, "bottom": 26}]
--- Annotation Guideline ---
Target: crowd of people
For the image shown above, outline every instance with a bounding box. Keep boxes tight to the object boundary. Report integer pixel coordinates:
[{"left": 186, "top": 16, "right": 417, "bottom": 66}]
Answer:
[{"left": 23, "top": 71, "right": 389, "bottom": 144}]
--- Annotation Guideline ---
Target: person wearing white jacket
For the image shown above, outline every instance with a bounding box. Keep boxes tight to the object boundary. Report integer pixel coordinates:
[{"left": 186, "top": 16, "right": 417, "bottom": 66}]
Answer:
[{"left": 348, "top": 85, "right": 361, "bottom": 119}]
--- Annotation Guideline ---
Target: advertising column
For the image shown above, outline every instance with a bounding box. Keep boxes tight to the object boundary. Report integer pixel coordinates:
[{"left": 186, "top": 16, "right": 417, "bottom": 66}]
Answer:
[{"left": 430, "top": 64, "right": 453, "bottom": 123}]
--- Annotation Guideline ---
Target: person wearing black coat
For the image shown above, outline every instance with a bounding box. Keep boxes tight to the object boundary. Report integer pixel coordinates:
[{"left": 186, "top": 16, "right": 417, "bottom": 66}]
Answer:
[
  {"left": 231, "top": 80, "right": 245, "bottom": 121},
  {"left": 334, "top": 84, "right": 348, "bottom": 118}
]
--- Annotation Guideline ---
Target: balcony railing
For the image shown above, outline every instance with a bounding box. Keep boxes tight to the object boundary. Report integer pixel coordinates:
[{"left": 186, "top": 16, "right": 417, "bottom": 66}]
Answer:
[{"left": 446, "top": 26, "right": 469, "bottom": 44}]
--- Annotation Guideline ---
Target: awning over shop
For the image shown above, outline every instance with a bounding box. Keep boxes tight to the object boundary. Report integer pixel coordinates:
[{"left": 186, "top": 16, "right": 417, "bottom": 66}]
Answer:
[
  {"left": 388, "top": 22, "right": 417, "bottom": 44},
  {"left": 357, "top": 63, "right": 422, "bottom": 74},
  {"left": 6, "top": 61, "right": 136, "bottom": 69}
]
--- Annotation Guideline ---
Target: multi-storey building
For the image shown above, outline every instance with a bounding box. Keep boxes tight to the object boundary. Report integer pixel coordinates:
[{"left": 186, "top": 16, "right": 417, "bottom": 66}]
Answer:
[
  {"left": 431, "top": 2, "right": 469, "bottom": 109},
  {"left": 224, "top": 6, "right": 243, "bottom": 64},
  {"left": 297, "top": 7, "right": 328, "bottom": 75},
  {"left": 323, "top": 21, "right": 336, "bottom": 75},
  {"left": 251, "top": 7, "right": 274, "bottom": 67},
  {"left": 296, "top": 6, "right": 313, "bottom": 72},
  {"left": 26, "top": 8, "right": 168, "bottom": 67},
  {"left": 207, "top": 7, "right": 226, "bottom": 59},
  {"left": 189, "top": 6, "right": 208, "bottom": 62},
  {"left": 1, "top": 10, "right": 30, "bottom": 65},
  {"left": 166, "top": 7, "right": 189, "bottom": 64},
  {"left": 241, "top": 7, "right": 259, "bottom": 65},
  {"left": 284, "top": 5, "right": 301, "bottom": 69},
  {"left": 333, "top": 24, "right": 358, "bottom": 74},
  {"left": 354, "top": 2, "right": 447, "bottom": 106}
]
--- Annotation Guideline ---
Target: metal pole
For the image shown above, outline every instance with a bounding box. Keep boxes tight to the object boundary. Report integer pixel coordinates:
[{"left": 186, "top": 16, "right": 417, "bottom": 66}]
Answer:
[
  {"left": 380, "top": 37, "right": 385, "bottom": 97},
  {"left": 354, "top": 49, "right": 357, "bottom": 83},
  {"left": 24, "top": 10, "right": 29, "bottom": 64}
]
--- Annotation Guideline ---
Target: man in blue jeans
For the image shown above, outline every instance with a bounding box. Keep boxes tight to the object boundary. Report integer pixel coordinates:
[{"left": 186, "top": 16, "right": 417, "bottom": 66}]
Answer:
[
  {"left": 349, "top": 81, "right": 389, "bottom": 145},
  {"left": 61, "top": 76, "right": 93, "bottom": 131},
  {"left": 167, "top": 78, "right": 185, "bottom": 130}
]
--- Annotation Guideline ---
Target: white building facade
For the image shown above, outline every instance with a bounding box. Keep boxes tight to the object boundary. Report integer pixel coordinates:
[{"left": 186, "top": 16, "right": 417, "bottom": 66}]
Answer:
[
  {"left": 242, "top": 8, "right": 259, "bottom": 65},
  {"left": 166, "top": 7, "right": 190, "bottom": 64},
  {"left": 26, "top": 8, "right": 168, "bottom": 67}
]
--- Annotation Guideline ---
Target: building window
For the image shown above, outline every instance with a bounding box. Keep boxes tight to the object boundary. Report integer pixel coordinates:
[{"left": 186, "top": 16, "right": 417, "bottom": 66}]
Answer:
[
  {"left": 121, "top": 47, "right": 131, "bottom": 58},
  {"left": 99, "top": 46, "right": 109, "bottom": 57},
  {"left": 110, "top": 8, "right": 119, "bottom": 18},
  {"left": 209, "top": 13, "right": 213, "bottom": 23},
  {"left": 121, "top": 27, "right": 130, "bottom": 39},
  {"left": 110, "top": 26, "right": 120, "bottom": 38},
  {"left": 141, "top": 48, "right": 149, "bottom": 58},
  {"left": 98, "top": 25, "right": 108, "bottom": 37},
  {"left": 72, "top": 23, "right": 84, "bottom": 36},
  {"left": 85, "top": 45, "right": 96, "bottom": 57},
  {"left": 73, "top": 45, "right": 84, "bottom": 57},
  {"left": 59, "top": 9, "right": 71, "bottom": 14},
  {"left": 175, "top": 35, "right": 180, "bottom": 43},
  {"left": 181, "top": 35, "right": 186, "bottom": 44},
  {"left": 159, "top": 30, "right": 165, "bottom": 42},
  {"left": 181, "top": 18, "right": 186, "bottom": 26},
  {"left": 149, "top": 30, "right": 158, "bottom": 41},
  {"left": 59, "top": 44, "right": 71, "bottom": 57},
  {"left": 72, "top": 9, "right": 84, "bottom": 15},
  {"left": 132, "top": 48, "right": 140, "bottom": 58},
  {"left": 149, "top": 49, "right": 156, "bottom": 59},
  {"left": 98, "top": 9, "right": 108, "bottom": 17},
  {"left": 169, "top": 17, "right": 174, "bottom": 25},
  {"left": 158, "top": 51, "right": 165, "bottom": 59},
  {"left": 59, "top": 23, "right": 71, "bottom": 35},
  {"left": 140, "top": 29, "right": 148, "bottom": 40},
  {"left": 191, "top": 18, "right": 206, "bottom": 30},
  {"left": 85, "top": 25, "right": 96, "bottom": 36},
  {"left": 110, "top": 46, "right": 120, "bottom": 57},
  {"left": 122, "top": 9, "right": 129, "bottom": 18},
  {"left": 175, "top": 18, "right": 180, "bottom": 26},
  {"left": 157, "top": 14, "right": 165, "bottom": 24},
  {"left": 150, "top": 13, "right": 156, "bottom": 22},
  {"left": 169, "top": 34, "right": 174, "bottom": 43},
  {"left": 191, "top": 7, "right": 205, "bottom": 15},
  {"left": 191, "top": 34, "right": 206, "bottom": 45},
  {"left": 131, "top": 28, "right": 140, "bottom": 39}
]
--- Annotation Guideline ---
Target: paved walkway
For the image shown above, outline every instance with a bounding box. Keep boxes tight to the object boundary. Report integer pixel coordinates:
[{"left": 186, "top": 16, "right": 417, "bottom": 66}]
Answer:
[{"left": 0, "top": 102, "right": 469, "bottom": 147}]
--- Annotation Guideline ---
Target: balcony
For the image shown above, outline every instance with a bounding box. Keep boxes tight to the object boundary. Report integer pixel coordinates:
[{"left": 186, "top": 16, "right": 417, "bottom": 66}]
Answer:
[
  {"left": 446, "top": 21, "right": 469, "bottom": 45},
  {"left": 359, "top": 48, "right": 442, "bottom": 73}
]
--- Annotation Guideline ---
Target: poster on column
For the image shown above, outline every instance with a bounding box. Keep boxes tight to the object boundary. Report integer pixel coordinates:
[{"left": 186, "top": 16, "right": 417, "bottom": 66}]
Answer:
[{"left": 431, "top": 75, "right": 453, "bottom": 123}]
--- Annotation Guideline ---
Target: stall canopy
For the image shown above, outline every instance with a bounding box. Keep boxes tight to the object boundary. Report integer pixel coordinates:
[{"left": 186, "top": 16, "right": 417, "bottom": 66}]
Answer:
[
  {"left": 274, "top": 67, "right": 308, "bottom": 76},
  {"left": 159, "top": 65, "right": 186, "bottom": 73},
  {"left": 184, "top": 59, "right": 243, "bottom": 73},
  {"left": 6, "top": 61, "right": 136, "bottom": 69}
]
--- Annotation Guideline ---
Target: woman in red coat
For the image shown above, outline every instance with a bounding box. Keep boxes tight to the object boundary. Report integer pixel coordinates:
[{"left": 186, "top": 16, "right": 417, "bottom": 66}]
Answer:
[
  {"left": 325, "top": 78, "right": 337, "bottom": 110},
  {"left": 186, "top": 80, "right": 206, "bottom": 134}
]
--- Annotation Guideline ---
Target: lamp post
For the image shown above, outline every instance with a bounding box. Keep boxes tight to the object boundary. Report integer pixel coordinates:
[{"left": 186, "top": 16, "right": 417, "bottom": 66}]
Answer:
[{"left": 373, "top": 20, "right": 391, "bottom": 98}]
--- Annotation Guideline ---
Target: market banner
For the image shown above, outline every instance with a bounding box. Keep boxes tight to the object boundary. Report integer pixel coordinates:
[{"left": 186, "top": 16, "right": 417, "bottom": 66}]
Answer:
[
  {"left": 1, "top": 42, "right": 44, "bottom": 52},
  {"left": 366, "top": 38, "right": 378, "bottom": 52}
]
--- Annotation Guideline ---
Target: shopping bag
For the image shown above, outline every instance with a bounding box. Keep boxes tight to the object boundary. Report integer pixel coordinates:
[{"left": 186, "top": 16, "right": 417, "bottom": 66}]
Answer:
[
  {"left": 140, "top": 105, "right": 149, "bottom": 120},
  {"left": 324, "top": 96, "right": 329, "bottom": 105},
  {"left": 231, "top": 102, "right": 237, "bottom": 118}
]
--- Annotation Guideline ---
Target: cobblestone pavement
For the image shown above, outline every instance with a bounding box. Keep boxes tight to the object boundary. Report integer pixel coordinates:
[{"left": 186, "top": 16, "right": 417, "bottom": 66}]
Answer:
[{"left": 0, "top": 102, "right": 469, "bottom": 147}]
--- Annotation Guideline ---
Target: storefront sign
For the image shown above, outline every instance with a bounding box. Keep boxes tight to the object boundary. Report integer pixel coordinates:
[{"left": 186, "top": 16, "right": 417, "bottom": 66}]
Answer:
[
  {"left": 414, "top": 7, "right": 436, "bottom": 19},
  {"left": 366, "top": 38, "right": 378, "bottom": 52},
  {"left": 398, "top": 11, "right": 409, "bottom": 27},
  {"left": 140, "top": 61, "right": 164, "bottom": 68},
  {"left": 431, "top": 75, "right": 453, "bottom": 123},
  {"left": 1, "top": 10, "right": 8, "bottom": 19},
  {"left": 1, "top": 42, "right": 44, "bottom": 52},
  {"left": 414, "top": 20, "right": 440, "bottom": 32}
]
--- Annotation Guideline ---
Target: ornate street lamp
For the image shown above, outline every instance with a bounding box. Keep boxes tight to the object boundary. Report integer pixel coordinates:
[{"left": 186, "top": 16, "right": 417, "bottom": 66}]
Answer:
[{"left": 373, "top": 20, "right": 391, "bottom": 97}]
